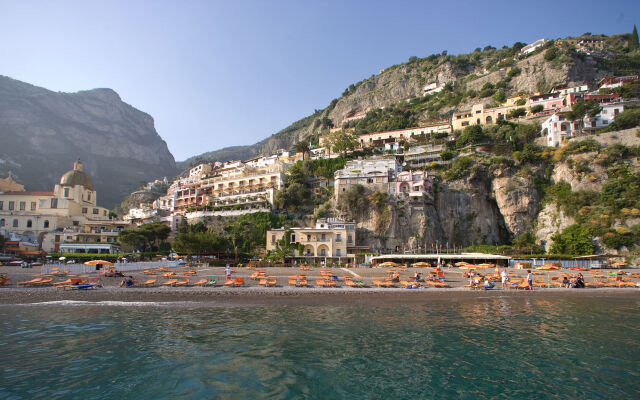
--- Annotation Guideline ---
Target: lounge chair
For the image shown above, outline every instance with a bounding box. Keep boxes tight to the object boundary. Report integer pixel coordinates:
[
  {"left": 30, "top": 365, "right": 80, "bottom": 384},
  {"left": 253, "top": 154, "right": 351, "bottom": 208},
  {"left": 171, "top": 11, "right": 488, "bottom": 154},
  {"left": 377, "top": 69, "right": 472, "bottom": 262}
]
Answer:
[
  {"left": 163, "top": 279, "right": 179, "bottom": 287},
  {"left": 194, "top": 279, "right": 208, "bottom": 286},
  {"left": 233, "top": 278, "right": 245, "bottom": 287},
  {"left": 0, "top": 275, "right": 8, "bottom": 286},
  {"left": 174, "top": 279, "right": 190, "bottom": 287},
  {"left": 224, "top": 279, "right": 236, "bottom": 286},
  {"left": 259, "top": 278, "right": 268, "bottom": 286},
  {"left": 267, "top": 278, "right": 277, "bottom": 287},
  {"left": 205, "top": 279, "right": 218, "bottom": 286},
  {"left": 298, "top": 279, "right": 308, "bottom": 287},
  {"left": 316, "top": 279, "right": 327, "bottom": 287},
  {"left": 142, "top": 279, "right": 157, "bottom": 287},
  {"left": 289, "top": 278, "right": 298, "bottom": 286}
]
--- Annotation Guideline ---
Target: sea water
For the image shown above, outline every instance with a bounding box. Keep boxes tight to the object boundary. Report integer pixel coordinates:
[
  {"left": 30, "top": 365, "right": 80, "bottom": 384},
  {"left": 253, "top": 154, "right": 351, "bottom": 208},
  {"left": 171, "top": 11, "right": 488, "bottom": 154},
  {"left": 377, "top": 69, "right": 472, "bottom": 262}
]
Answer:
[{"left": 0, "top": 296, "right": 639, "bottom": 399}]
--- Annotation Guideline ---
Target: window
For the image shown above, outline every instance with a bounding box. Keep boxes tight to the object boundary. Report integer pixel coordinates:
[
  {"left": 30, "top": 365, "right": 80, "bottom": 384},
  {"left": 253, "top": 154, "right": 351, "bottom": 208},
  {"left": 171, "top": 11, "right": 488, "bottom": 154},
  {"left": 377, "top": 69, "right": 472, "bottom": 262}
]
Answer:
[
  {"left": 9, "top": 201, "right": 14, "bottom": 211},
  {"left": 348, "top": 235, "right": 353, "bottom": 244},
  {"left": 320, "top": 248, "right": 326, "bottom": 256},
  {"left": 50, "top": 199, "right": 58, "bottom": 209},
  {"left": 26, "top": 220, "right": 32, "bottom": 228},
  {"left": 31, "top": 202, "right": 36, "bottom": 211},
  {"left": 82, "top": 208, "right": 88, "bottom": 214},
  {"left": 271, "top": 234, "right": 275, "bottom": 244},
  {"left": 336, "top": 249, "right": 341, "bottom": 256},
  {"left": 291, "top": 234, "right": 296, "bottom": 242},
  {"left": 44, "top": 220, "right": 49, "bottom": 228},
  {"left": 0, "top": 201, "right": 3, "bottom": 210},
  {"left": 88, "top": 193, "right": 91, "bottom": 201},
  {"left": 13, "top": 219, "right": 18, "bottom": 227},
  {"left": 336, "top": 234, "right": 342, "bottom": 242},
  {"left": 0, "top": 219, "right": 4, "bottom": 226},
  {"left": 64, "top": 188, "right": 70, "bottom": 197},
  {"left": 321, "top": 233, "right": 326, "bottom": 241},
  {"left": 72, "top": 221, "right": 79, "bottom": 226},
  {"left": 93, "top": 208, "right": 99, "bottom": 215}
]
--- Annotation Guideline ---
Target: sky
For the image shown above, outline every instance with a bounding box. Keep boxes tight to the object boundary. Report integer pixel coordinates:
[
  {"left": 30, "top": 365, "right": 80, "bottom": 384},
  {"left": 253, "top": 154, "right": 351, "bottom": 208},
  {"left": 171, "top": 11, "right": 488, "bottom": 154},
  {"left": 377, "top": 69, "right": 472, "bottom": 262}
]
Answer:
[{"left": 1, "top": 1, "right": 638, "bottom": 161}]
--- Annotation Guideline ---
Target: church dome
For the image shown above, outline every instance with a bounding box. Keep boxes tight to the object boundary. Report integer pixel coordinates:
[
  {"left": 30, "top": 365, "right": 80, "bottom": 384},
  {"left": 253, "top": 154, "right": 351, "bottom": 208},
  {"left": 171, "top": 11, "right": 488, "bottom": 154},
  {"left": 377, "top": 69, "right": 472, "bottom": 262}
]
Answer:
[{"left": 59, "top": 160, "right": 93, "bottom": 190}]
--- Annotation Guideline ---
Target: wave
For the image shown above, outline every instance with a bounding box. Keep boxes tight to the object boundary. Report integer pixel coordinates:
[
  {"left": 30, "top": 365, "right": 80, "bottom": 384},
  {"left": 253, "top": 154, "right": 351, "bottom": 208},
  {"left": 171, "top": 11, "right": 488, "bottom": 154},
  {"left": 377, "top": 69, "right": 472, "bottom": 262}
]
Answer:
[{"left": 5, "top": 300, "right": 205, "bottom": 307}]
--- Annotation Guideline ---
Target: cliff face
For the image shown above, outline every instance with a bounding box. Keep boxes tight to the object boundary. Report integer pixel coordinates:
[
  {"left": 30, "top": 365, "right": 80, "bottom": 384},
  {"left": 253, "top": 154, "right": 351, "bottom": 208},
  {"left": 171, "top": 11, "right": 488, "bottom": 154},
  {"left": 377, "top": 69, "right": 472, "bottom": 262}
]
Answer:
[{"left": 0, "top": 75, "right": 177, "bottom": 208}]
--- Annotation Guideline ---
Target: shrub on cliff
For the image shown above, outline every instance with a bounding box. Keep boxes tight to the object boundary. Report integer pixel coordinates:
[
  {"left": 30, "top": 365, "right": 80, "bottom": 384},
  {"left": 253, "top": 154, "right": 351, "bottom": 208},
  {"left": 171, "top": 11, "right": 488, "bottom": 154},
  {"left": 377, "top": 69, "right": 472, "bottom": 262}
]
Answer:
[{"left": 550, "top": 224, "right": 594, "bottom": 255}]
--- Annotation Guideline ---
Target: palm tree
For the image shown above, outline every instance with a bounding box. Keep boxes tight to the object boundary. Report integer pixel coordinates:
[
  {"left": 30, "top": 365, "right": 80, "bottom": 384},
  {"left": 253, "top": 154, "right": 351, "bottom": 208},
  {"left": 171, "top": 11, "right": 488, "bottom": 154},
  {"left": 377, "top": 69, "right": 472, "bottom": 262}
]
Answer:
[{"left": 296, "top": 140, "right": 311, "bottom": 160}]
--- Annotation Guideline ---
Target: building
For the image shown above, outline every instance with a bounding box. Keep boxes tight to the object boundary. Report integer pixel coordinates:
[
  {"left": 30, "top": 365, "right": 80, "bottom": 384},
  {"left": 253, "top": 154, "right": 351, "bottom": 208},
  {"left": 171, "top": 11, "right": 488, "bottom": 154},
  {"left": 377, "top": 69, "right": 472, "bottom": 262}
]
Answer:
[
  {"left": 520, "top": 39, "right": 548, "bottom": 55},
  {"left": 357, "top": 123, "right": 451, "bottom": 149},
  {"left": 542, "top": 103, "right": 624, "bottom": 146},
  {"left": 529, "top": 92, "right": 565, "bottom": 112},
  {"left": 452, "top": 103, "right": 522, "bottom": 130},
  {"left": 395, "top": 170, "right": 434, "bottom": 201},
  {"left": 576, "top": 38, "right": 605, "bottom": 55},
  {"left": 0, "top": 160, "right": 125, "bottom": 253},
  {"left": 423, "top": 82, "right": 444, "bottom": 96},
  {"left": 598, "top": 75, "right": 640, "bottom": 90},
  {"left": 266, "top": 218, "right": 358, "bottom": 262},
  {"left": 403, "top": 145, "right": 446, "bottom": 168},
  {"left": 334, "top": 158, "right": 400, "bottom": 200},
  {"left": 550, "top": 85, "right": 589, "bottom": 96}
]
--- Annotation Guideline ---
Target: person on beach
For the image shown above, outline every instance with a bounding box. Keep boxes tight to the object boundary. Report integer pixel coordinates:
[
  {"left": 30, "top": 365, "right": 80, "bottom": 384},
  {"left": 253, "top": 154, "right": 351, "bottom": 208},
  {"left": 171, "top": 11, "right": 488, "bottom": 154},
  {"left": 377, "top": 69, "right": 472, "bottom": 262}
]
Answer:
[
  {"left": 573, "top": 273, "right": 585, "bottom": 288},
  {"left": 225, "top": 264, "right": 232, "bottom": 280},
  {"left": 562, "top": 276, "right": 571, "bottom": 288},
  {"left": 501, "top": 269, "right": 508, "bottom": 289},
  {"left": 527, "top": 270, "right": 533, "bottom": 290}
]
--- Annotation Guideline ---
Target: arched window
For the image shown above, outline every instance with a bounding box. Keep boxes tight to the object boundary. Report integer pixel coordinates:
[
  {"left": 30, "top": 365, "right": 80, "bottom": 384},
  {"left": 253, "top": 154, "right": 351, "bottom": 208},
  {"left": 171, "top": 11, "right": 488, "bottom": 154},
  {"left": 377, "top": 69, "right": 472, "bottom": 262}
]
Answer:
[
  {"left": 13, "top": 219, "right": 18, "bottom": 227},
  {"left": 44, "top": 220, "right": 50, "bottom": 228},
  {"left": 26, "top": 220, "right": 32, "bottom": 228}
]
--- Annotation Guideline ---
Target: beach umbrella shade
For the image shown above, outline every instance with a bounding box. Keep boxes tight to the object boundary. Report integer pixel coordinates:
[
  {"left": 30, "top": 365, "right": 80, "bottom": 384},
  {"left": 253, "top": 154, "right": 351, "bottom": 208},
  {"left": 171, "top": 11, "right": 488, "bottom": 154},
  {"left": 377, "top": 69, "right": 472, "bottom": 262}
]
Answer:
[
  {"left": 455, "top": 262, "right": 470, "bottom": 266},
  {"left": 379, "top": 262, "right": 399, "bottom": 267},
  {"left": 611, "top": 262, "right": 628, "bottom": 267},
  {"left": 458, "top": 266, "right": 477, "bottom": 270},
  {"left": 412, "top": 262, "right": 430, "bottom": 267},
  {"left": 84, "top": 260, "right": 114, "bottom": 266},
  {"left": 476, "top": 263, "right": 494, "bottom": 269},
  {"left": 537, "top": 265, "right": 561, "bottom": 271}
]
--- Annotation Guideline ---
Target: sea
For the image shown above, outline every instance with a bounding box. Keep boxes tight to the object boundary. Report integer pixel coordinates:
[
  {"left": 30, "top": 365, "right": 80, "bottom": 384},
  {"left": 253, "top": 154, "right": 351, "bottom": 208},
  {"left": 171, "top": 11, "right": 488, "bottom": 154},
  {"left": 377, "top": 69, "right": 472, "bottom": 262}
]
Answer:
[{"left": 0, "top": 296, "right": 639, "bottom": 399}]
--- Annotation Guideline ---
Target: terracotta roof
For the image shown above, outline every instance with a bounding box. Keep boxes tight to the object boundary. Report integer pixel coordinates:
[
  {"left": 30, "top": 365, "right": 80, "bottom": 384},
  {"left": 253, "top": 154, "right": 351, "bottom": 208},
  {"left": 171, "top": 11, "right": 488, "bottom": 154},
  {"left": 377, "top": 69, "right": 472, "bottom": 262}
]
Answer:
[{"left": 1, "top": 191, "right": 53, "bottom": 196}]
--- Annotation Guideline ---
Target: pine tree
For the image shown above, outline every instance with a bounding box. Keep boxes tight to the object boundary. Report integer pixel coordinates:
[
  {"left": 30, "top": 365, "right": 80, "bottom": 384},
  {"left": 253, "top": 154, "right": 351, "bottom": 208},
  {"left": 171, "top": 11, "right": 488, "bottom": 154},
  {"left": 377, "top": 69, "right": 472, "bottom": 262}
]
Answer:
[{"left": 630, "top": 24, "right": 639, "bottom": 51}]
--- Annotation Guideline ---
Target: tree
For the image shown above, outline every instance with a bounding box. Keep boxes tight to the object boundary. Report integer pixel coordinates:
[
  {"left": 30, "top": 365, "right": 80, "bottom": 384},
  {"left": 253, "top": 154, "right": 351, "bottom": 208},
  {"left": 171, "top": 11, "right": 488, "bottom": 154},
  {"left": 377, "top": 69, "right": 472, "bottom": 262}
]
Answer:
[
  {"left": 630, "top": 24, "right": 639, "bottom": 52},
  {"left": 329, "top": 131, "right": 358, "bottom": 156},
  {"left": 544, "top": 47, "right": 558, "bottom": 61},
  {"left": 508, "top": 108, "right": 527, "bottom": 119},
  {"left": 266, "top": 230, "right": 304, "bottom": 263},
  {"left": 118, "top": 230, "right": 148, "bottom": 251},
  {"left": 566, "top": 100, "right": 601, "bottom": 135},
  {"left": 550, "top": 224, "right": 594, "bottom": 255},
  {"left": 457, "top": 125, "right": 484, "bottom": 147},
  {"left": 493, "top": 91, "right": 506, "bottom": 103},
  {"left": 138, "top": 222, "right": 171, "bottom": 250},
  {"left": 338, "top": 184, "right": 370, "bottom": 222},
  {"left": 173, "top": 230, "right": 228, "bottom": 256},
  {"left": 530, "top": 105, "right": 544, "bottom": 114},
  {"left": 295, "top": 140, "right": 311, "bottom": 160}
]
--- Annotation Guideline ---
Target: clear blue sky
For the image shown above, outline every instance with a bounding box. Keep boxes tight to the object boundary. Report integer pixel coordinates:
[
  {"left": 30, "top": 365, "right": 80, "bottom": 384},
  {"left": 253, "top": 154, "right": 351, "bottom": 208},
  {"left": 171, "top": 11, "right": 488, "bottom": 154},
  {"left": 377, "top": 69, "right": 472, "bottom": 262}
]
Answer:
[{"left": 1, "top": 0, "right": 638, "bottom": 161}]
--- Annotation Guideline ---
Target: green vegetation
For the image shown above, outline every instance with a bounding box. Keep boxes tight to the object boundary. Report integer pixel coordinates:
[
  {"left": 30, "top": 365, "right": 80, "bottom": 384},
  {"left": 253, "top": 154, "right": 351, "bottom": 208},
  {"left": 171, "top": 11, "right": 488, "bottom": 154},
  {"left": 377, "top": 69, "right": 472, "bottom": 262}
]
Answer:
[
  {"left": 457, "top": 125, "right": 485, "bottom": 147},
  {"left": 118, "top": 222, "right": 171, "bottom": 252},
  {"left": 530, "top": 104, "right": 544, "bottom": 114},
  {"left": 550, "top": 224, "right": 595, "bottom": 255},
  {"left": 630, "top": 24, "right": 639, "bottom": 52},
  {"left": 338, "top": 184, "right": 371, "bottom": 222},
  {"left": 600, "top": 108, "right": 640, "bottom": 132}
]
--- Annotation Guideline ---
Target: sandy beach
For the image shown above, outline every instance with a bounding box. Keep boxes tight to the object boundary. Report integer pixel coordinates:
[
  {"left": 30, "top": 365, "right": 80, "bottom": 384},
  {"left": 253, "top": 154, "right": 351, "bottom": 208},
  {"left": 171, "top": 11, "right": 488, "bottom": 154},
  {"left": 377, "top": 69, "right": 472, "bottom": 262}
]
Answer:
[{"left": 2, "top": 264, "right": 639, "bottom": 305}]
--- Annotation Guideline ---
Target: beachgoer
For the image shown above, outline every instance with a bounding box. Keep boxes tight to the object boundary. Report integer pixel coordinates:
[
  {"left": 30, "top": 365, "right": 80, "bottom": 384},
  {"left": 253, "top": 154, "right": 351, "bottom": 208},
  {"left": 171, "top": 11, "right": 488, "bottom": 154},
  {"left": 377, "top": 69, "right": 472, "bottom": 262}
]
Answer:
[
  {"left": 501, "top": 269, "right": 508, "bottom": 289},
  {"left": 527, "top": 270, "right": 533, "bottom": 290},
  {"left": 225, "top": 264, "right": 232, "bottom": 280},
  {"left": 562, "top": 276, "right": 570, "bottom": 288},
  {"left": 573, "top": 273, "right": 585, "bottom": 288}
]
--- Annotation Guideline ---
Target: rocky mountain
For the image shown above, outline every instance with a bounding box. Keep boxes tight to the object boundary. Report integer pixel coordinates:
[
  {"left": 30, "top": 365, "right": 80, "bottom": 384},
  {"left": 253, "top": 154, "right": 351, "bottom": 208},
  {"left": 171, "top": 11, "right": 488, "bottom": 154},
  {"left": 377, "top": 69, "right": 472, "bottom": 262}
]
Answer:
[
  {"left": 181, "top": 33, "right": 629, "bottom": 169},
  {"left": 0, "top": 75, "right": 178, "bottom": 208}
]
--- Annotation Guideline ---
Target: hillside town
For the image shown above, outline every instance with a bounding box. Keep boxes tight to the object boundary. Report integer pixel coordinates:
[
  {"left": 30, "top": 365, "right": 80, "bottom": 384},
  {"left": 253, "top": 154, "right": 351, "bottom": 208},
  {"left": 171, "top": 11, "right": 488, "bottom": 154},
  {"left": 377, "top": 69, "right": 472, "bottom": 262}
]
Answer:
[{"left": 1, "top": 35, "right": 640, "bottom": 266}]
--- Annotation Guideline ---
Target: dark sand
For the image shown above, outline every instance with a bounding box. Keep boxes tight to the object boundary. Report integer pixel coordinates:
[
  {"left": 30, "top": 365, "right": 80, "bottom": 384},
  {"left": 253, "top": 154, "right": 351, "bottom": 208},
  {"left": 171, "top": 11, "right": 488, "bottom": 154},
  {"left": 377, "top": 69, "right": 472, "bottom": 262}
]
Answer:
[{"left": 1, "top": 265, "right": 638, "bottom": 305}]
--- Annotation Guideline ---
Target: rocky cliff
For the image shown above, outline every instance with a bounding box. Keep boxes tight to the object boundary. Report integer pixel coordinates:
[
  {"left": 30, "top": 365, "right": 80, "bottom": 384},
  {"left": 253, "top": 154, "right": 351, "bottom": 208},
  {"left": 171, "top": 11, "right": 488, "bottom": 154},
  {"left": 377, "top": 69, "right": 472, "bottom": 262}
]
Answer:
[{"left": 0, "top": 75, "right": 178, "bottom": 208}]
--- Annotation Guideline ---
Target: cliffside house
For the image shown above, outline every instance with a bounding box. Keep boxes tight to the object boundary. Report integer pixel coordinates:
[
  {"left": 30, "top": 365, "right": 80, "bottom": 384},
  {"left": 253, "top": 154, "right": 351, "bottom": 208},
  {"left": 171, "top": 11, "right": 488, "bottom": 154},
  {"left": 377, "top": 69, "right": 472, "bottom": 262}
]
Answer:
[
  {"left": 423, "top": 82, "right": 444, "bottom": 96},
  {"left": 598, "top": 75, "right": 640, "bottom": 90},
  {"left": 541, "top": 102, "right": 624, "bottom": 147},
  {"left": 266, "top": 218, "right": 359, "bottom": 263},
  {"left": 520, "top": 38, "right": 548, "bottom": 55},
  {"left": 334, "top": 158, "right": 400, "bottom": 200},
  {"left": 452, "top": 103, "right": 522, "bottom": 130},
  {"left": 357, "top": 123, "right": 451, "bottom": 149}
]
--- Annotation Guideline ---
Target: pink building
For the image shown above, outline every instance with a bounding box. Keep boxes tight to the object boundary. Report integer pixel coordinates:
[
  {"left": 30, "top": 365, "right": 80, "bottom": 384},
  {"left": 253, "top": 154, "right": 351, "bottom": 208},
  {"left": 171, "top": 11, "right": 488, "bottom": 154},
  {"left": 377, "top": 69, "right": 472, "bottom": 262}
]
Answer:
[
  {"left": 529, "top": 92, "right": 565, "bottom": 111},
  {"left": 395, "top": 170, "right": 433, "bottom": 198}
]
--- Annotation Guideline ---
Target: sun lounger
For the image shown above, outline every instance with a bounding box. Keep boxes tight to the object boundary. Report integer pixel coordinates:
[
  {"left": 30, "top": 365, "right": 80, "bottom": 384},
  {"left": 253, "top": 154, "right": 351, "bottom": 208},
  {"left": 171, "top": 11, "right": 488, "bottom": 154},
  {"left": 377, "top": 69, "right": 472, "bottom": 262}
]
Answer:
[
  {"left": 233, "top": 278, "right": 245, "bottom": 287},
  {"left": 224, "top": 279, "right": 236, "bottom": 286},
  {"left": 267, "top": 278, "right": 277, "bottom": 287},
  {"left": 259, "top": 278, "right": 268, "bottom": 286},
  {"left": 142, "top": 279, "right": 157, "bottom": 287},
  {"left": 298, "top": 279, "right": 308, "bottom": 287},
  {"left": 163, "top": 279, "right": 179, "bottom": 287},
  {"left": 174, "top": 279, "right": 189, "bottom": 287},
  {"left": 316, "top": 279, "right": 327, "bottom": 287}
]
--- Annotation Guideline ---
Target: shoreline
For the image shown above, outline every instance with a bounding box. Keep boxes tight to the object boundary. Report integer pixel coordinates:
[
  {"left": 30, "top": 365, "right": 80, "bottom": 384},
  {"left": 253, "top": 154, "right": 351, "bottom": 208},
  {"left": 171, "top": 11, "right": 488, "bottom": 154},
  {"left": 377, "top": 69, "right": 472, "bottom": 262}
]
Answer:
[{"left": 1, "top": 286, "right": 639, "bottom": 306}]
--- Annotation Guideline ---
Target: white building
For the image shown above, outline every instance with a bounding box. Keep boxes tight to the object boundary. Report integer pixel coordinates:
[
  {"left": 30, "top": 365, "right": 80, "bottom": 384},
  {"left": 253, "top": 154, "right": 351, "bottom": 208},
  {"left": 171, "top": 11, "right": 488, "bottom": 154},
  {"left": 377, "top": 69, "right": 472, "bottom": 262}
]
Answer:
[
  {"left": 358, "top": 123, "right": 451, "bottom": 149},
  {"left": 521, "top": 39, "right": 548, "bottom": 55},
  {"left": 334, "top": 158, "right": 400, "bottom": 200},
  {"left": 423, "top": 82, "right": 444, "bottom": 96},
  {"left": 542, "top": 103, "right": 624, "bottom": 146}
]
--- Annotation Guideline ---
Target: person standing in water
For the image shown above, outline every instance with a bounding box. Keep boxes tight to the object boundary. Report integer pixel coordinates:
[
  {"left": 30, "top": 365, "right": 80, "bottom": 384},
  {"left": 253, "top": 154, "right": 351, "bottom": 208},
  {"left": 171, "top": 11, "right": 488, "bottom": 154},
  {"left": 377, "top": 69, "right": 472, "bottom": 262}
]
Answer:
[
  {"left": 527, "top": 269, "right": 534, "bottom": 291},
  {"left": 225, "top": 264, "right": 232, "bottom": 281},
  {"left": 501, "top": 269, "right": 509, "bottom": 289}
]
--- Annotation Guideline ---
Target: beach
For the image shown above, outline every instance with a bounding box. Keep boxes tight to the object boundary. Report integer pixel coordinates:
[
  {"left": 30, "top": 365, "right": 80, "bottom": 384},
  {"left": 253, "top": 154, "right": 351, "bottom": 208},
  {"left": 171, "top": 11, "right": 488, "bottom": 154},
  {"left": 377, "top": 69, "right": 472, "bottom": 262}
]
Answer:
[{"left": 2, "top": 264, "right": 639, "bottom": 305}]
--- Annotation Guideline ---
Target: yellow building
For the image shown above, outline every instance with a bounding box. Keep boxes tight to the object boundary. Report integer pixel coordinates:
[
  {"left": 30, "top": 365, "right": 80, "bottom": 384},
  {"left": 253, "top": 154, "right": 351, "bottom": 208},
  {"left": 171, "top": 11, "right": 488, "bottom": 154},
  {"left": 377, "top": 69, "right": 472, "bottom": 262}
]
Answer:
[
  {"left": 452, "top": 103, "right": 522, "bottom": 130},
  {"left": 0, "top": 160, "right": 128, "bottom": 253},
  {"left": 267, "top": 219, "right": 357, "bottom": 262}
]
